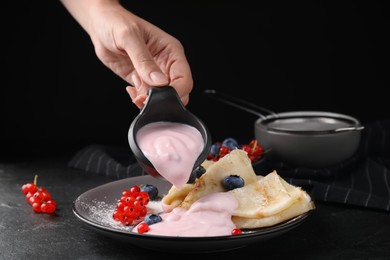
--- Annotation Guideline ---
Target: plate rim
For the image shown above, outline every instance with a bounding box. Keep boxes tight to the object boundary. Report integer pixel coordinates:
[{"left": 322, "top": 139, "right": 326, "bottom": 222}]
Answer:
[{"left": 72, "top": 175, "right": 313, "bottom": 243}]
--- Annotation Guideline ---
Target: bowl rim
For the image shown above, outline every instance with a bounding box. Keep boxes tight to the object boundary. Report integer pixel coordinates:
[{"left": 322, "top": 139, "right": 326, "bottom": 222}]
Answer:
[{"left": 255, "top": 111, "right": 363, "bottom": 135}]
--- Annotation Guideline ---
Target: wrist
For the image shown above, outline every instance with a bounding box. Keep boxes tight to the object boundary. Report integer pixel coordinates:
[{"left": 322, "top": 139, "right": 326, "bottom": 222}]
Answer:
[{"left": 60, "top": 0, "right": 123, "bottom": 34}]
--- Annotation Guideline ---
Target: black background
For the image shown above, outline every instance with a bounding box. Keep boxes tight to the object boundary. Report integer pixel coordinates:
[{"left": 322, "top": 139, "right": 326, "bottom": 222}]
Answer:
[{"left": 2, "top": 1, "right": 389, "bottom": 160}]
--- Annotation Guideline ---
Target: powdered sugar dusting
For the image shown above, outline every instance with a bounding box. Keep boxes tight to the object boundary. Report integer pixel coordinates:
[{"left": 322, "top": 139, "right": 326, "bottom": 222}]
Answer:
[{"left": 77, "top": 197, "right": 163, "bottom": 232}]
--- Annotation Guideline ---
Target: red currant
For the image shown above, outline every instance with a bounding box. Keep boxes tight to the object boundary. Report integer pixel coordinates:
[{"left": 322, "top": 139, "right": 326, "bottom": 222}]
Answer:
[
  {"left": 33, "top": 191, "right": 45, "bottom": 202},
  {"left": 113, "top": 185, "right": 150, "bottom": 226},
  {"left": 28, "top": 196, "right": 36, "bottom": 205},
  {"left": 41, "top": 200, "right": 56, "bottom": 213},
  {"left": 113, "top": 210, "right": 125, "bottom": 222},
  {"left": 137, "top": 222, "right": 150, "bottom": 234},
  {"left": 219, "top": 146, "right": 230, "bottom": 157},
  {"left": 231, "top": 228, "right": 242, "bottom": 235},
  {"left": 32, "top": 202, "right": 42, "bottom": 213},
  {"left": 130, "top": 185, "right": 141, "bottom": 195},
  {"left": 21, "top": 183, "right": 37, "bottom": 195}
]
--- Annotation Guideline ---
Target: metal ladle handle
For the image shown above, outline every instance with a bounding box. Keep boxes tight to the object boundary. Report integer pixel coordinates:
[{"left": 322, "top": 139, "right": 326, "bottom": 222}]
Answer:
[{"left": 203, "top": 89, "right": 279, "bottom": 119}]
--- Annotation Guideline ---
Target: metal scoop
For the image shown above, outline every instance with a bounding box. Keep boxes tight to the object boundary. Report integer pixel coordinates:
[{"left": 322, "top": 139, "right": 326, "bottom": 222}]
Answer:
[{"left": 128, "top": 86, "right": 212, "bottom": 179}]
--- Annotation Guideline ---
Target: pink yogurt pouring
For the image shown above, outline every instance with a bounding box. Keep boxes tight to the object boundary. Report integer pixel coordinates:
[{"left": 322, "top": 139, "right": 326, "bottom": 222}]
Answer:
[
  {"left": 135, "top": 192, "right": 239, "bottom": 237},
  {"left": 136, "top": 121, "right": 204, "bottom": 189}
]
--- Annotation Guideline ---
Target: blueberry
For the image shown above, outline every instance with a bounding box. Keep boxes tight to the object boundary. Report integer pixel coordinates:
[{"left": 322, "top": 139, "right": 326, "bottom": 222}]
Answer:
[
  {"left": 210, "top": 143, "right": 222, "bottom": 157},
  {"left": 140, "top": 184, "right": 158, "bottom": 200},
  {"left": 144, "top": 214, "right": 163, "bottom": 225},
  {"left": 222, "top": 138, "right": 239, "bottom": 150},
  {"left": 223, "top": 175, "right": 245, "bottom": 190}
]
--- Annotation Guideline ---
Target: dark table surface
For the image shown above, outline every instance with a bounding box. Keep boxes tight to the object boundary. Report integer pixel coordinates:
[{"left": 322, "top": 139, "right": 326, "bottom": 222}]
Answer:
[{"left": 1, "top": 155, "right": 389, "bottom": 260}]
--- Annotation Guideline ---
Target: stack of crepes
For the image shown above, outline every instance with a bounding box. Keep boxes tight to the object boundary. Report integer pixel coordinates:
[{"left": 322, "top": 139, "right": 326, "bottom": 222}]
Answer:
[{"left": 161, "top": 149, "right": 315, "bottom": 229}]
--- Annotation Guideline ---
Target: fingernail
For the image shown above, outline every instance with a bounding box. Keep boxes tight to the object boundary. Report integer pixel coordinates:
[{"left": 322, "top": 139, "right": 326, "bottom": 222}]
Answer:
[
  {"left": 131, "top": 74, "right": 142, "bottom": 90},
  {"left": 126, "top": 86, "right": 136, "bottom": 100},
  {"left": 150, "top": 72, "right": 168, "bottom": 85}
]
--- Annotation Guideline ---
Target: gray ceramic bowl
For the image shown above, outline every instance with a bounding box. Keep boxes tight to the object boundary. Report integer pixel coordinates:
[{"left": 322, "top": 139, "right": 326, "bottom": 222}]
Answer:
[
  {"left": 202, "top": 90, "right": 364, "bottom": 169},
  {"left": 254, "top": 111, "right": 364, "bottom": 168}
]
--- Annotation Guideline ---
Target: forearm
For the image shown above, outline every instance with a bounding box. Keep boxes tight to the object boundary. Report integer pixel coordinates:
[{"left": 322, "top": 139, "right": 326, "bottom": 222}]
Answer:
[{"left": 60, "top": 0, "right": 122, "bottom": 34}]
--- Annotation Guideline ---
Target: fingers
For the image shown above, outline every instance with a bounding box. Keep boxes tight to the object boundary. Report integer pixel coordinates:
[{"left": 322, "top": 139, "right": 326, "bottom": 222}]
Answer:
[
  {"left": 130, "top": 73, "right": 141, "bottom": 88},
  {"left": 149, "top": 71, "right": 169, "bottom": 85},
  {"left": 126, "top": 59, "right": 193, "bottom": 108},
  {"left": 169, "top": 57, "right": 193, "bottom": 105},
  {"left": 127, "top": 85, "right": 189, "bottom": 108},
  {"left": 119, "top": 22, "right": 192, "bottom": 107},
  {"left": 126, "top": 86, "right": 147, "bottom": 109},
  {"left": 126, "top": 70, "right": 150, "bottom": 99},
  {"left": 133, "top": 95, "right": 148, "bottom": 108},
  {"left": 124, "top": 54, "right": 192, "bottom": 108},
  {"left": 121, "top": 33, "right": 169, "bottom": 87}
]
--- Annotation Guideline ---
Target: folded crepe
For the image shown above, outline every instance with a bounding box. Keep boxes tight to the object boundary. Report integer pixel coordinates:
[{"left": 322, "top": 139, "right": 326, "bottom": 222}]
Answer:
[
  {"left": 162, "top": 149, "right": 258, "bottom": 211},
  {"left": 232, "top": 187, "right": 314, "bottom": 228},
  {"left": 230, "top": 170, "right": 315, "bottom": 228},
  {"left": 161, "top": 149, "right": 315, "bottom": 229}
]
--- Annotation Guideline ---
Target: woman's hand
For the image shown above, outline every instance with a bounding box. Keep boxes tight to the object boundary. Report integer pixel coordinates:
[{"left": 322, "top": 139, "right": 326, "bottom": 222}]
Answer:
[{"left": 61, "top": 0, "right": 193, "bottom": 108}]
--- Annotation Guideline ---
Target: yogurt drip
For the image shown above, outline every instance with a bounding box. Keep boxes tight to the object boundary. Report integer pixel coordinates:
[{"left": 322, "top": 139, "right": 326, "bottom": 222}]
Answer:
[
  {"left": 135, "top": 192, "right": 239, "bottom": 237},
  {"left": 136, "top": 121, "right": 204, "bottom": 189}
]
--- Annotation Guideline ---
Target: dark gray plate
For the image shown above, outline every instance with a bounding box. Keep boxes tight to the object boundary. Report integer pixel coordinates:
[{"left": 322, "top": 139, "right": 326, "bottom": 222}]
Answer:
[{"left": 73, "top": 175, "right": 311, "bottom": 253}]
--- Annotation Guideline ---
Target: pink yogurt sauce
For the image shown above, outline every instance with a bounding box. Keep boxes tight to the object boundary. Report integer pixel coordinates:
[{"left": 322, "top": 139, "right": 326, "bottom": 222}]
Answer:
[
  {"left": 135, "top": 192, "right": 239, "bottom": 237},
  {"left": 136, "top": 121, "right": 204, "bottom": 189}
]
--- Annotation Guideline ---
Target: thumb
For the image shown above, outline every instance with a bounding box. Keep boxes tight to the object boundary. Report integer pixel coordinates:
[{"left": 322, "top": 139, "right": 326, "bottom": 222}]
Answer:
[
  {"left": 123, "top": 37, "right": 169, "bottom": 86},
  {"left": 134, "top": 57, "right": 168, "bottom": 86},
  {"left": 149, "top": 71, "right": 169, "bottom": 86}
]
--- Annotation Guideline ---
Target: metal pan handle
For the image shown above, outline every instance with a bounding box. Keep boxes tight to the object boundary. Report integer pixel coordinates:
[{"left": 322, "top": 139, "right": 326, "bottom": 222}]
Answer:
[{"left": 203, "top": 89, "right": 278, "bottom": 119}]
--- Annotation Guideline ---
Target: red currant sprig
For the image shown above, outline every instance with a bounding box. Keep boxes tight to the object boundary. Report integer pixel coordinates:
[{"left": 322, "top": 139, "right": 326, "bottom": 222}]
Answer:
[
  {"left": 207, "top": 138, "right": 265, "bottom": 163},
  {"left": 241, "top": 139, "right": 264, "bottom": 162},
  {"left": 21, "top": 175, "right": 57, "bottom": 214},
  {"left": 112, "top": 185, "right": 150, "bottom": 226}
]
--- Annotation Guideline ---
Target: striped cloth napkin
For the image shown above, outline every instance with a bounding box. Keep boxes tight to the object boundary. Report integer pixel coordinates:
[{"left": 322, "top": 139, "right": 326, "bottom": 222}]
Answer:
[{"left": 68, "top": 119, "right": 390, "bottom": 212}]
